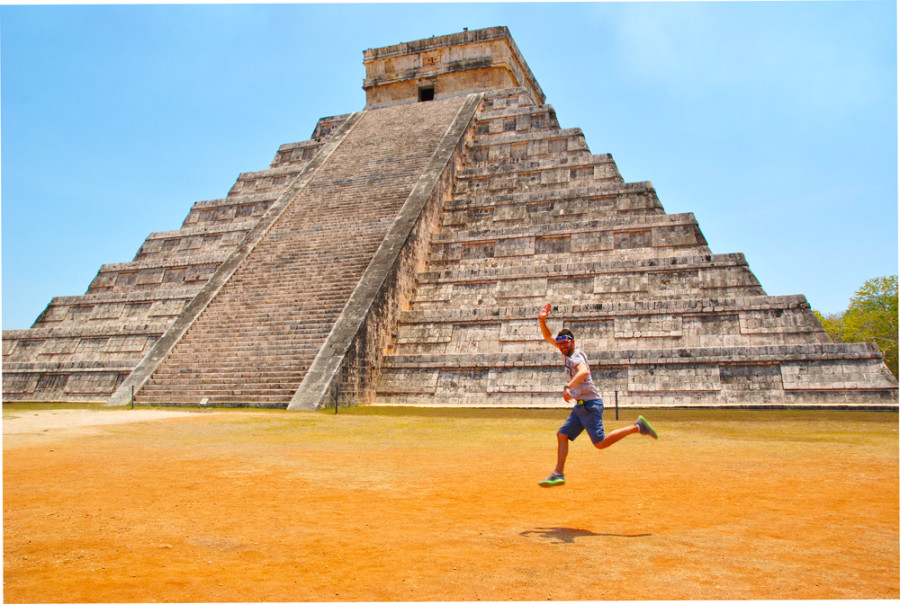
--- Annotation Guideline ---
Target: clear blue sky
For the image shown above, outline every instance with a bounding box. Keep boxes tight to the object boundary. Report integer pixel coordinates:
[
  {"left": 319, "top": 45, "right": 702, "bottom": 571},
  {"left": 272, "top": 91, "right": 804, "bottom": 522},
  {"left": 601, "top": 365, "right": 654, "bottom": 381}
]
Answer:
[{"left": 2, "top": 2, "right": 897, "bottom": 329}]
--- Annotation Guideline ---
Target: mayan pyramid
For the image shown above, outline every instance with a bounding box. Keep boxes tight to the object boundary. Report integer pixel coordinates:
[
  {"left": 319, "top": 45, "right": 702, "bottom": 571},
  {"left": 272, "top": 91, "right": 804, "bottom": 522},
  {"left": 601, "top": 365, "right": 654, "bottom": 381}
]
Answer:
[{"left": 3, "top": 27, "right": 897, "bottom": 409}]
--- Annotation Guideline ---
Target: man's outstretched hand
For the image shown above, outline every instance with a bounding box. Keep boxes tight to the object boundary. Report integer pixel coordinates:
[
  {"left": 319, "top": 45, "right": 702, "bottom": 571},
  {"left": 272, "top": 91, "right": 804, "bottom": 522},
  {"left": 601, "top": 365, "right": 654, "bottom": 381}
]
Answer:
[{"left": 538, "top": 303, "right": 552, "bottom": 320}]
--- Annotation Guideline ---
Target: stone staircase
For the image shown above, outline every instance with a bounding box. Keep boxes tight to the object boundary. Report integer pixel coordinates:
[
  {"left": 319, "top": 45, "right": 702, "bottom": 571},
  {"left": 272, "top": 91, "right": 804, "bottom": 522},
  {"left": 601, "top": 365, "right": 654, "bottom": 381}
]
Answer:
[
  {"left": 133, "top": 96, "right": 470, "bottom": 406},
  {"left": 1, "top": 116, "right": 346, "bottom": 402},
  {"left": 372, "top": 89, "right": 897, "bottom": 408}
]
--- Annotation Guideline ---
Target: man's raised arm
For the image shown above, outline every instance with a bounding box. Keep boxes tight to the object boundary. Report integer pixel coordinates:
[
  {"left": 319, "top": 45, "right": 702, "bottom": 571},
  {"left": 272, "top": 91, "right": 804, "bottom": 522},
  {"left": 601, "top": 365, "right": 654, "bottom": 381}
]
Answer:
[{"left": 538, "top": 303, "right": 560, "bottom": 349}]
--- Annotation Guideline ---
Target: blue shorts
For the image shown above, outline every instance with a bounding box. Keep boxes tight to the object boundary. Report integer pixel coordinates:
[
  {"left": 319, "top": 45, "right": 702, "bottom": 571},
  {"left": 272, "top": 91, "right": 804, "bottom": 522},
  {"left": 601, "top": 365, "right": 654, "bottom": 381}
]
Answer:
[{"left": 558, "top": 399, "right": 605, "bottom": 445}]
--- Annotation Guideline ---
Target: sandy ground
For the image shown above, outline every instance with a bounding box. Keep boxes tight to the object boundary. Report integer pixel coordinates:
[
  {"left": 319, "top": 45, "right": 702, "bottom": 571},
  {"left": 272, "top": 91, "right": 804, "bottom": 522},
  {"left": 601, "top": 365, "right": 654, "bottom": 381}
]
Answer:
[
  {"left": 3, "top": 406, "right": 898, "bottom": 602},
  {"left": 3, "top": 408, "right": 201, "bottom": 436}
]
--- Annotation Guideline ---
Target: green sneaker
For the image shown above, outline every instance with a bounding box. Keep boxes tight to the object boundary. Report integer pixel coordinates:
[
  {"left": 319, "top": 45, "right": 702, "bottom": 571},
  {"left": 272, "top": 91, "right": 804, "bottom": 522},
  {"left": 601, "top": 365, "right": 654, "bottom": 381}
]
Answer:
[
  {"left": 539, "top": 472, "right": 565, "bottom": 487},
  {"left": 635, "top": 416, "right": 658, "bottom": 439}
]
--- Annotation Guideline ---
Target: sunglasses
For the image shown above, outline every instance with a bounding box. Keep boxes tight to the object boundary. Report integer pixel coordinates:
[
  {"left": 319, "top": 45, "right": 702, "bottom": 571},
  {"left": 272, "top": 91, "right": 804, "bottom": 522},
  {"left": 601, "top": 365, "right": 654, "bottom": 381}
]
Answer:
[{"left": 555, "top": 335, "right": 572, "bottom": 343}]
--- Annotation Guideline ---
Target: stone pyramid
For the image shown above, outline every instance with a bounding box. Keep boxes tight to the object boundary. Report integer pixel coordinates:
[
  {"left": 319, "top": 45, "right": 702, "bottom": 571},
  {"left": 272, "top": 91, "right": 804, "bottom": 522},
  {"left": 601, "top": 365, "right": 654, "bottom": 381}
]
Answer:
[{"left": 3, "top": 27, "right": 896, "bottom": 409}]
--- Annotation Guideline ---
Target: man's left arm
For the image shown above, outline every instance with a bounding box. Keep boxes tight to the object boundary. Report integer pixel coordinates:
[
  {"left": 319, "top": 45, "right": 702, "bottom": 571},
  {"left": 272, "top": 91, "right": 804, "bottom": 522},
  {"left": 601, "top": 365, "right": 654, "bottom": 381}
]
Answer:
[{"left": 564, "top": 363, "right": 590, "bottom": 401}]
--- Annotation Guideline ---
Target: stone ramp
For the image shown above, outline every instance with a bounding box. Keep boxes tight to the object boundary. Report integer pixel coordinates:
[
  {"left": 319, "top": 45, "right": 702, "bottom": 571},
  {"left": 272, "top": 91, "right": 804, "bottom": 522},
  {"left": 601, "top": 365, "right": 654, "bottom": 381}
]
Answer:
[{"left": 131, "top": 96, "right": 470, "bottom": 406}]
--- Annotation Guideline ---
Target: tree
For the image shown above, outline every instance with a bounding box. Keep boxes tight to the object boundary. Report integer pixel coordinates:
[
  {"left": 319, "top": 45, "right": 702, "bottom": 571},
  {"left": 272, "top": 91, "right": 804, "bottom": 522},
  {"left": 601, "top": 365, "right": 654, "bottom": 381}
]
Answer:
[
  {"left": 814, "top": 276, "right": 898, "bottom": 378},
  {"left": 813, "top": 310, "right": 845, "bottom": 343}
]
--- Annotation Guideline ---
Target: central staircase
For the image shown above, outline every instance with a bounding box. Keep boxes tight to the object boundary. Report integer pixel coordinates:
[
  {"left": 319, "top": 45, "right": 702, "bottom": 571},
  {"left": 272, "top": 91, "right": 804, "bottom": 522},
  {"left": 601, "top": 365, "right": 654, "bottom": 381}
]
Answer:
[{"left": 136, "top": 96, "right": 469, "bottom": 406}]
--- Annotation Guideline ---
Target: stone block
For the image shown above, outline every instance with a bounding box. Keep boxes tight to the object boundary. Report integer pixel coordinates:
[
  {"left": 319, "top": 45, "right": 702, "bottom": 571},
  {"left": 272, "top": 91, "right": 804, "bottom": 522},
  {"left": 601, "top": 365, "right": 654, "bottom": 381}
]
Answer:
[
  {"left": 436, "top": 369, "right": 489, "bottom": 394},
  {"left": 615, "top": 315, "right": 683, "bottom": 339},
  {"left": 649, "top": 271, "right": 701, "bottom": 298},
  {"left": 448, "top": 324, "right": 502, "bottom": 354},
  {"left": 64, "top": 372, "right": 121, "bottom": 394},
  {"left": 571, "top": 231, "right": 613, "bottom": 253},
  {"left": 377, "top": 369, "right": 439, "bottom": 394},
  {"left": 496, "top": 278, "right": 548, "bottom": 300},
  {"left": 628, "top": 364, "right": 722, "bottom": 392},
  {"left": 540, "top": 169, "right": 569, "bottom": 185},
  {"left": 397, "top": 323, "right": 453, "bottom": 344},
  {"left": 594, "top": 274, "right": 649, "bottom": 295},
  {"left": 494, "top": 237, "right": 535, "bottom": 257}
]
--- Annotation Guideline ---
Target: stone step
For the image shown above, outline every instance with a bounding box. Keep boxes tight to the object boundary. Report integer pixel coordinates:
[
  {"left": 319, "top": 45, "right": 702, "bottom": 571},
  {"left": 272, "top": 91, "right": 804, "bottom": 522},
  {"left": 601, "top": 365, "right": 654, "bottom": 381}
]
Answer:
[
  {"left": 40, "top": 286, "right": 200, "bottom": 307},
  {"left": 226, "top": 162, "right": 311, "bottom": 195},
  {"left": 140, "top": 386, "right": 302, "bottom": 400},
  {"left": 135, "top": 220, "right": 258, "bottom": 261},
  {"left": 156, "top": 344, "right": 321, "bottom": 358},
  {"left": 410, "top": 254, "right": 764, "bottom": 310},
  {"left": 445, "top": 181, "right": 659, "bottom": 210},
  {"left": 479, "top": 88, "right": 540, "bottom": 112},
  {"left": 428, "top": 247, "right": 706, "bottom": 271},
  {"left": 466, "top": 129, "right": 592, "bottom": 165},
  {"left": 454, "top": 172, "right": 623, "bottom": 202},
  {"left": 373, "top": 342, "right": 898, "bottom": 408},
  {"left": 379, "top": 343, "right": 887, "bottom": 369},
  {"left": 427, "top": 238, "right": 709, "bottom": 268},
  {"left": 159, "top": 338, "right": 321, "bottom": 351},
  {"left": 141, "top": 375, "right": 302, "bottom": 389},
  {"left": 136, "top": 95, "right": 472, "bottom": 405},
  {"left": 397, "top": 295, "right": 812, "bottom": 324},
  {"left": 378, "top": 343, "right": 887, "bottom": 374},
  {"left": 4, "top": 341, "right": 155, "bottom": 365},
  {"left": 269, "top": 139, "right": 329, "bottom": 169},
  {"left": 185, "top": 192, "right": 278, "bottom": 214},
  {"left": 136, "top": 387, "right": 296, "bottom": 403},
  {"left": 180, "top": 318, "right": 334, "bottom": 330},
  {"left": 434, "top": 212, "right": 699, "bottom": 245},
  {"left": 428, "top": 213, "right": 707, "bottom": 264},
  {"left": 30, "top": 291, "right": 197, "bottom": 328},
  {"left": 3, "top": 322, "right": 169, "bottom": 341},
  {"left": 457, "top": 153, "right": 621, "bottom": 181},
  {"left": 443, "top": 184, "right": 664, "bottom": 230},
  {"left": 95, "top": 252, "right": 229, "bottom": 274},
  {"left": 415, "top": 252, "right": 752, "bottom": 284},
  {"left": 474, "top": 101, "right": 558, "bottom": 123},
  {"left": 151, "top": 360, "right": 309, "bottom": 373},
  {"left": 391, "top": 302, "right": 829, "bottom": 356},
  {"left": 136, "top": 393, "right": 292, "bottom": 406},
  {"left": 469, "top": 125, "right": 585, "bottom": 146},
  {"left": 143, "top": 219, "right": 259, "bottom": 241}
]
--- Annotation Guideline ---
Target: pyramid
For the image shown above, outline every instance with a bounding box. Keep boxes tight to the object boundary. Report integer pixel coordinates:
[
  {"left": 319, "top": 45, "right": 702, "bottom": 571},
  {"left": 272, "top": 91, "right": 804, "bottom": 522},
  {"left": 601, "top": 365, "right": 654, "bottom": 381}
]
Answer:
[{"left": 3, "top": 27, "right": 896, "bottom": 409}]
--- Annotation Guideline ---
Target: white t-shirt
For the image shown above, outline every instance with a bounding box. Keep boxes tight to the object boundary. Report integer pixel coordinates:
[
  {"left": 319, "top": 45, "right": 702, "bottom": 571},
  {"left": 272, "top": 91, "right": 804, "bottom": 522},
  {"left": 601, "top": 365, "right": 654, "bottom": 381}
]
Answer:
[{"left": 564, "top": 348, "right": 602, "bottom": 401}]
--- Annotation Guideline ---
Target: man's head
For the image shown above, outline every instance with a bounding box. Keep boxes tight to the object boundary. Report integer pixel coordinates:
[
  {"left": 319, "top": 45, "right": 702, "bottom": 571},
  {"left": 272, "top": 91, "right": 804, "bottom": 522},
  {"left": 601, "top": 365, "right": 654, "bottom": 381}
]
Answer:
[{"left": 555, "top": 329, "right": 575, "bottom": 355}]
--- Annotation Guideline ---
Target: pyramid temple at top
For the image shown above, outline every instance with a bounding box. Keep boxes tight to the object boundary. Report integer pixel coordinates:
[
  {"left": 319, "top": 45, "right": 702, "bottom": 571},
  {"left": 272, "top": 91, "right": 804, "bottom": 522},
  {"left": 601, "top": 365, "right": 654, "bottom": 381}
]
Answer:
[{"left": 3, "top": 27, "right": 897, "bottom": 410}]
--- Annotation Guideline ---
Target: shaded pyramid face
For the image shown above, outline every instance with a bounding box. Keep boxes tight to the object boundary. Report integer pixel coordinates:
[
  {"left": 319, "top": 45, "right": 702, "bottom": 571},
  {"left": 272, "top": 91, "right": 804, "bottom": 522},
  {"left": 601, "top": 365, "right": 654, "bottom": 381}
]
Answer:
[{"left": 2, "top": 27, "right": 896, "bottom": 409}]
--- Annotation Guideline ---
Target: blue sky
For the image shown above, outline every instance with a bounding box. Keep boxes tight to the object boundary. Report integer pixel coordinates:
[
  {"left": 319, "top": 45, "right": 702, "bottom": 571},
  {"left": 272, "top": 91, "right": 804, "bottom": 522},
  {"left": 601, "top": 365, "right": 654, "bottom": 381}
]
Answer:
[{"left": 2, "top": 2, "right": 897, "bottom": 329}]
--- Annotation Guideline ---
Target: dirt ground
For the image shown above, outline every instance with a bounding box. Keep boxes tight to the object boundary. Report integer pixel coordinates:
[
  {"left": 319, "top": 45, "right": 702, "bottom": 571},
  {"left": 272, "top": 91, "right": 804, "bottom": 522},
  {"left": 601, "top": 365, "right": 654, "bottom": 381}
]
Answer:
[{"left": 3, "top": 405, "right": 898, "bottom": 602}]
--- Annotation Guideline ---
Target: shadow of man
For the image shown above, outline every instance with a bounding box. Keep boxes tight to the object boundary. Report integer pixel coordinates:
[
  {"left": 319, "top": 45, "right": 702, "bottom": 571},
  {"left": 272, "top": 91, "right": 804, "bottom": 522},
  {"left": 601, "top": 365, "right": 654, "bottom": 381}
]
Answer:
[{"left": 519, "top": 527, "right": 652, "bottom": 544}]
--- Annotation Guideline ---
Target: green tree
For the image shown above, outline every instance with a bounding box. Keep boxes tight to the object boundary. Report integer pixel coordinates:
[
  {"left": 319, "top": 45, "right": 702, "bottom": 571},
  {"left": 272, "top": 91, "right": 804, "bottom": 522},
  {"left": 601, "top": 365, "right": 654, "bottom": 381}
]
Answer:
[
  {"left": 815, "top": 276, "right": 898, "bottom": 378},
  {"left": 812, "top": 310, "right": 845, "bottom": 343}
]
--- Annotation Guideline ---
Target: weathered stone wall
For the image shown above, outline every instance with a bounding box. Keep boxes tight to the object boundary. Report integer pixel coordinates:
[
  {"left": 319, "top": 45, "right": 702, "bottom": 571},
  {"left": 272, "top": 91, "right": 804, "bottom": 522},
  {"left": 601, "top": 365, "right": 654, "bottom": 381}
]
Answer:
[
  {"left": 364, "top": 27, "right": 544, "bottom": 108},
  {"left": 371, "top": 86, "right": 898, "bottom": 408}
]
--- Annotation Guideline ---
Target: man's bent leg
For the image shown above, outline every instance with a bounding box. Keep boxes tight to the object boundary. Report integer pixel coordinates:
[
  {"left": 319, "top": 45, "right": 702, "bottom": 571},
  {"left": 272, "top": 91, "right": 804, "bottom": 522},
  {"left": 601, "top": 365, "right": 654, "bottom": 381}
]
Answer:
[{"left": 594, "top": 424, "right": 640, "bottom": 450}]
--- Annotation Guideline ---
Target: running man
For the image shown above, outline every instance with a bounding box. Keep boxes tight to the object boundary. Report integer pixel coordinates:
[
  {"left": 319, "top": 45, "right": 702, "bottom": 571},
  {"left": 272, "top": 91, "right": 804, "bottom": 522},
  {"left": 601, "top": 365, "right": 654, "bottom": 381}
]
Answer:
[{"left": 537, "top": 303, "right": 657, "bottom": 487}]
